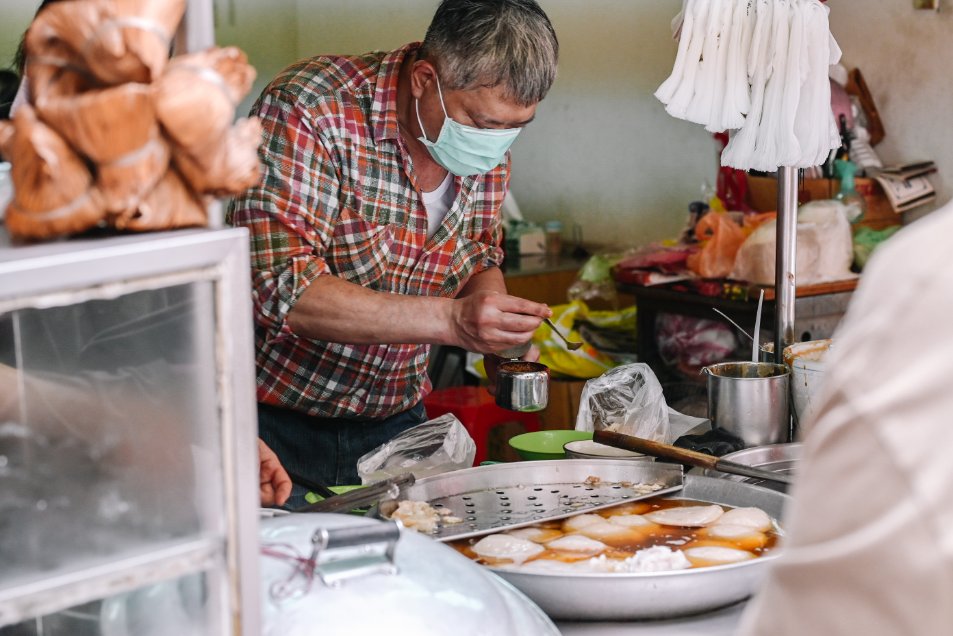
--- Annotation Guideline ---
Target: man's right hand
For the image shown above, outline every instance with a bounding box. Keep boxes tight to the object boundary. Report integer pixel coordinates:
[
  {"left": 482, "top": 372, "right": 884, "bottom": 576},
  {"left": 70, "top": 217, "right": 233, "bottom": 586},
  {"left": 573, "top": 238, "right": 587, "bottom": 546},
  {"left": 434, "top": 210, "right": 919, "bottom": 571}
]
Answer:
[{"left": 450, "top": 290, "right": 550, "bottom": 354}]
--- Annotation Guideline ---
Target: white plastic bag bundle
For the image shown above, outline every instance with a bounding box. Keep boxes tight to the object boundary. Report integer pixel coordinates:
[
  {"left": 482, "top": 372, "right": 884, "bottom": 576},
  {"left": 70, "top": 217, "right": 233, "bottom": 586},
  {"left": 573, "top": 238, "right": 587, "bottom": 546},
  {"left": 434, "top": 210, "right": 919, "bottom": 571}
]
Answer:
[
  {"left": 573, "top": 363, "right": 669, "bottom": 442},
  {"left": 730, "top": 199, "right": 857, "bottom": 285},
  {"left": 357, "top": 414, "right": 476, "bottom": 485}
]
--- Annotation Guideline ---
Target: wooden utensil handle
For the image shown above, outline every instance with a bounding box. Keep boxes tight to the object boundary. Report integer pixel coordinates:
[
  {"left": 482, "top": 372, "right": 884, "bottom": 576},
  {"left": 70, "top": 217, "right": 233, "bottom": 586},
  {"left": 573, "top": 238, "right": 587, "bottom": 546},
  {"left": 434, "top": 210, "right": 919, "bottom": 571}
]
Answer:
[{"left": 593, "top": 430, "right": 721, "bottom": 470}]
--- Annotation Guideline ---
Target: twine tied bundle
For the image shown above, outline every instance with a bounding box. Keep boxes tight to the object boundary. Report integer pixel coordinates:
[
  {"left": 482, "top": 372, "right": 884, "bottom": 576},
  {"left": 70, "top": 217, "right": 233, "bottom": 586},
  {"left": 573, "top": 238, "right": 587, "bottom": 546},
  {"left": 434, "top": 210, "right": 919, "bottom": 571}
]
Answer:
[{"left": 0, "top": 0, "right": 263, "bottom": 240}]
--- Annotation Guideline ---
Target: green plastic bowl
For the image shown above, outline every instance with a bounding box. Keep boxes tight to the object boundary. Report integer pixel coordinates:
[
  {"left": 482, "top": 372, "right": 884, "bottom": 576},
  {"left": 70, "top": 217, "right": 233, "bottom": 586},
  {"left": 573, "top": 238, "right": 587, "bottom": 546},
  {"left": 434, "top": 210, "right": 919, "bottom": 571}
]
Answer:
[{"left": 508, "top": 430, "right": 594, "bottom": 461}]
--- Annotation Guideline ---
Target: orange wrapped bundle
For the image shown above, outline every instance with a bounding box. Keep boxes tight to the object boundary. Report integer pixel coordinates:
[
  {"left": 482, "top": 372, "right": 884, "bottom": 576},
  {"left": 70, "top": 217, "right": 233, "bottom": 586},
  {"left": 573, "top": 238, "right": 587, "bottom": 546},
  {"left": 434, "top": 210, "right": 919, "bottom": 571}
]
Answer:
[
  {"left": 24, "top": 39, "right": 99, "bottom": 104},
  {"left": 155, "top": 47, "right": 256, "bottom": 150},
  {"left": 174, "top": 117, "right": 263, "bottom": 196},
  {"left": 36, "top": 83, "right": 157, "bottom": 163},
  {"left": 0, "top": 107, "right": 105, "bottom": 240},
  {"left": 686, "top": 212, "right": 747, "bottom": 279},
  {"left": 113, "top": 168, "right": 206, "bottom": 231},
  {"left": 97, "top": 136, "right": 171, "bottom": 215},
  {"left": 26, "top": 0, "right": 185, "bottom": 85}
]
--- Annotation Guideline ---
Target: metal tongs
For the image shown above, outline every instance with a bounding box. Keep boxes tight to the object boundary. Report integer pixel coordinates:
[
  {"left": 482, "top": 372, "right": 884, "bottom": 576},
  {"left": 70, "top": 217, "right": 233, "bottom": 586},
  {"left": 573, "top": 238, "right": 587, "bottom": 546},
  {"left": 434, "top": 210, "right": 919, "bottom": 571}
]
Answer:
[{"left": 293, "top": 473, "right": 416, "bottom": 514}]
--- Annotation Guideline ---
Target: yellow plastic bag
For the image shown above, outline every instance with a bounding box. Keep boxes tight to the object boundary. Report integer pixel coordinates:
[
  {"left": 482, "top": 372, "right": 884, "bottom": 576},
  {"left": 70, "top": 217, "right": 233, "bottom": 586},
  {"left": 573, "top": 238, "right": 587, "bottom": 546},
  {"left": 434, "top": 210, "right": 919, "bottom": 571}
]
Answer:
[{"left": 535, "top": 301, "right": 618, "bottom": 379}]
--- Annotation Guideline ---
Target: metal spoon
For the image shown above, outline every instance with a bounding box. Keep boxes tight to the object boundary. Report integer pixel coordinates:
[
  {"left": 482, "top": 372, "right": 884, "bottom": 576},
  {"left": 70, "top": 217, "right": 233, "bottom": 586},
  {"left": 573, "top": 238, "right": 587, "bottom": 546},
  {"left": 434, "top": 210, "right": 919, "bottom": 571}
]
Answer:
[{"left": 545, "top": 317, "right": 584, "bottom": 350}]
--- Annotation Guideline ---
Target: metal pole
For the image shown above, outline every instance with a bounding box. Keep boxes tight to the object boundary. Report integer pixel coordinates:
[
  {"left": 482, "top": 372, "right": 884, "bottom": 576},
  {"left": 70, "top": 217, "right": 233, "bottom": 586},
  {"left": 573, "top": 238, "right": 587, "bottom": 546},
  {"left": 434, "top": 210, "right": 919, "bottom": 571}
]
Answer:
[{"left": 774, "top": 166, "right": 798, "bottom": 363}]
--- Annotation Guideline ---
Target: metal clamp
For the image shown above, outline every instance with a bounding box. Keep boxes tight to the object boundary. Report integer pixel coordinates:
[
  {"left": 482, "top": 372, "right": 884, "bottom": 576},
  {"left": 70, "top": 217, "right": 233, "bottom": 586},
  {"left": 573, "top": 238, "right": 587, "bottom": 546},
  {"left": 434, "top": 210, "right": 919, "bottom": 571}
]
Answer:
[{"left": 308, "top": 521, "right": 401, "bottom": 587}]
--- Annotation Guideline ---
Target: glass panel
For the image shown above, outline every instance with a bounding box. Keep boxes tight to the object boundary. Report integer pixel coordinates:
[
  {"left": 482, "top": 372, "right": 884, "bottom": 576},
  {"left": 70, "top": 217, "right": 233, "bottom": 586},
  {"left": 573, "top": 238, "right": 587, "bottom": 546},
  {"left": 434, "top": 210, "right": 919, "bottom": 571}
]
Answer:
[
  {"left": 0, "top": 572, "right": 220, "bottom": 636},
  {"left": 0, "top": 283, "right": 224, "bottom": 587}
]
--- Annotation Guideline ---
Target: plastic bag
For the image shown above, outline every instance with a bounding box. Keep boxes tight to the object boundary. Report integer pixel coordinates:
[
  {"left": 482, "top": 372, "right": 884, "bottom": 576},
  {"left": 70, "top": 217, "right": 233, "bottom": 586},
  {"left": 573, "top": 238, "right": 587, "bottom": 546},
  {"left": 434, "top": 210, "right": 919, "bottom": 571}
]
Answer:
[
  {"left": 356, "top": 414, "right": 475, "bottom": 485},
  {"left": 686, "top": 212, "right": 747, "bottom": 279},
  {"left": 657, "top": 313, "right": 738, "bottom": 371},
  {"left": 575, "top": 364, "right": 669, "bottom": 441},
  {"left": 574, "top": 363, "right": 707, "bottom": 443},
  {"left": 731, "top": 200, "right": 857, "bottom": 285}
]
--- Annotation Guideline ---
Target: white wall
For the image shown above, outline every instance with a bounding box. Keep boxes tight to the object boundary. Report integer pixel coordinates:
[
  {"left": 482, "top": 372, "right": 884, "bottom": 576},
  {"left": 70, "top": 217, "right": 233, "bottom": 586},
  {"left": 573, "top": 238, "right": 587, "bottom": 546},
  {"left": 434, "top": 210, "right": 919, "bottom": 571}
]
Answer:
[
  {"left": 2, "top": 1, "right": 951, "bottom": 239},
  {"left": 0, "top": 1, "right": 38, "bottom": 70},
  {"left": 214, "top": 0, "right": 300, "bottom": 117},
  {"left": 829, "top": 0, "right": 953, "bottom": 221},
  {"left": 292, "top": 0, "right": 714, "bottom": 249}
]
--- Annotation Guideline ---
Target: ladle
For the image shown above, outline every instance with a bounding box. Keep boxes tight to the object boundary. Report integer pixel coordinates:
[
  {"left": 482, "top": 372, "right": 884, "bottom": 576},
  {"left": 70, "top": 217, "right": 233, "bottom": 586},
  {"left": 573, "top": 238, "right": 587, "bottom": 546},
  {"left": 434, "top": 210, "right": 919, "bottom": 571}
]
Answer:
[{"left": 545, "top": 317, "right": 583, "bottom": 350}]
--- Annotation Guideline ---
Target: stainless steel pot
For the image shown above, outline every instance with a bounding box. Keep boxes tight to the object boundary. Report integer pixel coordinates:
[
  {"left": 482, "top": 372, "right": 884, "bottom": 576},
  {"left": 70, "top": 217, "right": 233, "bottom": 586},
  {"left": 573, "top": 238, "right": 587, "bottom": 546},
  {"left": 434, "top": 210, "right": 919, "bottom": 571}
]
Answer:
[
  {"left": 492, "top": 474, "right": 788, "bottom": 621},
  {"left": 704, "top": 362, "right": 791, "bottom": 446},
  {"left": 259, "top": 513, "right": 559, "bottom": 635},
  {"left": 495, "top": 360, "right": 549, "bottom": 412}
]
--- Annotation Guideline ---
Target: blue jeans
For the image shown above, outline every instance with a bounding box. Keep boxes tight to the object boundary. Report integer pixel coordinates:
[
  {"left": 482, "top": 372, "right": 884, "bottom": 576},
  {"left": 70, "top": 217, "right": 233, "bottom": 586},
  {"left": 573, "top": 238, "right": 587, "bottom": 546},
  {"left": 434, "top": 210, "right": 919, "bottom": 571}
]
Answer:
[{"left": 257, "top": 401, "right": 428, "bottom": 510}]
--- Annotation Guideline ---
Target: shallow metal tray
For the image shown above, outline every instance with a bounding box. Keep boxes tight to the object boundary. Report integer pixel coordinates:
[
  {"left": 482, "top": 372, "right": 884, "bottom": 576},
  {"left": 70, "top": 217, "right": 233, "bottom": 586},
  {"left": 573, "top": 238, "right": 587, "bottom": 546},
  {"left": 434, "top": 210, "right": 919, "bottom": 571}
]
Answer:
[
  {"left": 382, "top": 460, "right": 683, "bottom": 542},
  {"left": 493, "top": 474, "right": 789, "bottom": 621}
]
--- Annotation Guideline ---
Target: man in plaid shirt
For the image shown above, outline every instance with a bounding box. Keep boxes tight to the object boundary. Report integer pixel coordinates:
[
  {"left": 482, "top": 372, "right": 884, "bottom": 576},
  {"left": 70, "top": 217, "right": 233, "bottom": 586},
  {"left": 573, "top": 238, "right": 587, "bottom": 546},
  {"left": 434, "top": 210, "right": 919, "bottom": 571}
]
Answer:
[{"left": 230, "top": 0, "right": 559, "bottom": 504}]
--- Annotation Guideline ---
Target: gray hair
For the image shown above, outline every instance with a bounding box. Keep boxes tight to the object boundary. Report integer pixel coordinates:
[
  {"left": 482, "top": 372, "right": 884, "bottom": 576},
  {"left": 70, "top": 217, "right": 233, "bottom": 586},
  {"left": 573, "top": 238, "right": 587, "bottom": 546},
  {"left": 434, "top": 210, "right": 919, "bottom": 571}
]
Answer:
[{"left": 420, "top": 0, "right": 559, "bottom": 107}]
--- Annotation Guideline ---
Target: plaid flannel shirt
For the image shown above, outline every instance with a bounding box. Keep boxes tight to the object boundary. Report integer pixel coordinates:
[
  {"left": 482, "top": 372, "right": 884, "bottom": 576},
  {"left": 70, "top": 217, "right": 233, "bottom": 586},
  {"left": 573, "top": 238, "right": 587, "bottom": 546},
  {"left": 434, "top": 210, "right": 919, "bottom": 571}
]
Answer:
[{"left": 228, "top": 43, "right": 508, "bottom": 419}]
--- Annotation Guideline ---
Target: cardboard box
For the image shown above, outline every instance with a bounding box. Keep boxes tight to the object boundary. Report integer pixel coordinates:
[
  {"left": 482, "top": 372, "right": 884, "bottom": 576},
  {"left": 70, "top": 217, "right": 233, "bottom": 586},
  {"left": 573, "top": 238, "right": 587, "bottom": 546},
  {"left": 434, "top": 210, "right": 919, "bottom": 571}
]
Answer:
[{"left": 538, "top": 378, "right": 586, "bottom": 430}]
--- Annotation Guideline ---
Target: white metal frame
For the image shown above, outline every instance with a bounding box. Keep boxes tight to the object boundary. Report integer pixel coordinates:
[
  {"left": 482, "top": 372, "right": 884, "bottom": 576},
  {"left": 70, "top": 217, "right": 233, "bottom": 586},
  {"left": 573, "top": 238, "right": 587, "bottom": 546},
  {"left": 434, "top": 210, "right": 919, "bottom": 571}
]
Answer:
[{"left": 0, "top": 228, "right": 262, "bottom": 634}]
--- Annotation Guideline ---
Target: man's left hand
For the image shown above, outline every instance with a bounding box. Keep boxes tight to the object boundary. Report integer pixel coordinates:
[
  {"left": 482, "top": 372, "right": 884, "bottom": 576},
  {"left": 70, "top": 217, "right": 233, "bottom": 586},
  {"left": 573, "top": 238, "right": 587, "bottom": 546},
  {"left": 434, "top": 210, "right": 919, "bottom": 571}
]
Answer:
[{"left": 259, "top": 438, "right": 292, "bottom": 507}]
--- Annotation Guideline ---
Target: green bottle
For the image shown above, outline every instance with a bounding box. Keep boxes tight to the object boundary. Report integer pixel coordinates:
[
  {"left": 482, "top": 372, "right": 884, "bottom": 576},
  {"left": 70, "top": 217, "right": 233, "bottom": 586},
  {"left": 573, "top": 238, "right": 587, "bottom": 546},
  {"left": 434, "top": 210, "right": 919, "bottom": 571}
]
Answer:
[{"left": 834, "top": 159, "right": 866, "bottom": 223}]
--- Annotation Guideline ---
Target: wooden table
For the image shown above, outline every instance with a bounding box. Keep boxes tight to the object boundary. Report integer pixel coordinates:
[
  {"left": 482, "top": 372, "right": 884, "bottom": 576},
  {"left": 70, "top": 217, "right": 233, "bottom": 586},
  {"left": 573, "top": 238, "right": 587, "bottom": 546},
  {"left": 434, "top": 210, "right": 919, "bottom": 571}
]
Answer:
[{"left": 617, "top": 278, "right": 857, "bottom": 378}]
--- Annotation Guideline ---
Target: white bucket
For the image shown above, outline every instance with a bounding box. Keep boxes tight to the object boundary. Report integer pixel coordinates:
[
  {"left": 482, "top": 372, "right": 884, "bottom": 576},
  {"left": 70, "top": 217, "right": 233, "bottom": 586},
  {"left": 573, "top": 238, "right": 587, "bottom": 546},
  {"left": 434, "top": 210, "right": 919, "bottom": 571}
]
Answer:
[{"left": 782, "top": 339, "right": 832, "bottom": 427}]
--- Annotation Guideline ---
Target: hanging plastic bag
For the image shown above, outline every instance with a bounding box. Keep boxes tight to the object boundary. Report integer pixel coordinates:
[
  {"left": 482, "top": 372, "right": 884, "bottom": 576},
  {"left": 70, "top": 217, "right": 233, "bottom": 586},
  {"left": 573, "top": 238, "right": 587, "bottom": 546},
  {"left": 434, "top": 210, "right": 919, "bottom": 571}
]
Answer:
[
  {"left": 657, "top": 313, "right": 738, "bottom": 372},
  {"left": 356, "top": 414, "right": 475, "bottom": 484},
  {"left": 573, "top": 363, "right": 706, "bottom": 443},
  {"left": 686, "top": 212, "right": 746, "bottom": 279}
]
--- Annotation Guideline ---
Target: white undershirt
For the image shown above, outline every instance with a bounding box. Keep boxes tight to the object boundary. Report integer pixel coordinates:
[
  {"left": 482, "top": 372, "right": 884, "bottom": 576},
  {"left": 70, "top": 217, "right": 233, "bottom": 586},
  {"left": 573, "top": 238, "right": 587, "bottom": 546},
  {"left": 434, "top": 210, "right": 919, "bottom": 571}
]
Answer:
[{"left": 421, "top": 173, "right": 454, "bottom": 239}]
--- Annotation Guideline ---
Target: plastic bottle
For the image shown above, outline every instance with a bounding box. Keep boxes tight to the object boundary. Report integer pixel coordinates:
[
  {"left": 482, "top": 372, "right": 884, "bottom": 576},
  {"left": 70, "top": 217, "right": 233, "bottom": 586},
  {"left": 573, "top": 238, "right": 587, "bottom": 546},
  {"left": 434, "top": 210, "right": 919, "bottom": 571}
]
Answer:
[
  {"left": 834, "top": 159, "right": 866, "bottom": 223},
  {"left": 544, "top": 220, "right": 563, "bottom": 257}
]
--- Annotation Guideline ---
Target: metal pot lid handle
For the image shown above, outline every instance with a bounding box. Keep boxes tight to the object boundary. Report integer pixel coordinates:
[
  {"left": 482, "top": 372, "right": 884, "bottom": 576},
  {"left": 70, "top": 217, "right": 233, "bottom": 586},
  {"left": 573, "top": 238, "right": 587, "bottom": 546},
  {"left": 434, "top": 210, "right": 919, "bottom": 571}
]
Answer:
[{"left": 267, "top": 520, "right": 403, "bottom": 598}]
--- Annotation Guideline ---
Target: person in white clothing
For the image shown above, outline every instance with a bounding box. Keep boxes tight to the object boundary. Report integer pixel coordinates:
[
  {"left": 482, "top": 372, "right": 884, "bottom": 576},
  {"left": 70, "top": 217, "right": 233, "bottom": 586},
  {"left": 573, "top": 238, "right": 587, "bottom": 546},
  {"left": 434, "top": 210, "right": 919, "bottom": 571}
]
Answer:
[{"left": 739, "top": 199, "right": 953, "bottom": 635}]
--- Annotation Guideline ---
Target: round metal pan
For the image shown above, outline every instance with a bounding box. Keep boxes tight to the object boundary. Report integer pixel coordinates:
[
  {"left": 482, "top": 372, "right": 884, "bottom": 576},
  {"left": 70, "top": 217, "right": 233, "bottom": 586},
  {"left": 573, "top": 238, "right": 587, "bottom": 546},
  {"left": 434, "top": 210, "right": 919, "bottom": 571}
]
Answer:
[
  {"left": 698, "top": 443, "right": 801, "bottom": 493},
  {"left": 489, "top": 474, "right": 789, "bottom": 621}
]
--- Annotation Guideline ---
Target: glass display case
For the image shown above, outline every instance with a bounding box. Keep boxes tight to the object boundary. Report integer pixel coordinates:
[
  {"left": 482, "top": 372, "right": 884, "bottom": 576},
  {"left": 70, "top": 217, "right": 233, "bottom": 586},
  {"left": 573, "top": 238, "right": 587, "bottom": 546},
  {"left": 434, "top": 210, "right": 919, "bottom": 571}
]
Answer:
[{"left": 0, "top": 227, "right": 261, "bottom": 635}]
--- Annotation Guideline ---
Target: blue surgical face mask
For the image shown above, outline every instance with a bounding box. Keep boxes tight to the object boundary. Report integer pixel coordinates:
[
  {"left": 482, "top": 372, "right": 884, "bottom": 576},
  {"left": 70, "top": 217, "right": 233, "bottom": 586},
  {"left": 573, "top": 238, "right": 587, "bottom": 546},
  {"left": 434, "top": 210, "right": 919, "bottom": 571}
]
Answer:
[{"left": 415, "top": 75, "right": 522, "bottom": 177}]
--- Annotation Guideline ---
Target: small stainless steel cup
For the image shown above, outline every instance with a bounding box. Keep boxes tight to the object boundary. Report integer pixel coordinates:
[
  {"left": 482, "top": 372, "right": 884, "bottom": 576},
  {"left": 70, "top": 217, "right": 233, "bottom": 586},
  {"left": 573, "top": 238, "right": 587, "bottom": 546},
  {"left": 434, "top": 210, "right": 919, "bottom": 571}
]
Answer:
[
  {"left": 496, "top": 361, "right": 549, "bottom": 412},
  {"left": 703, "top": 361, "right": 790, "bottom": 446}
]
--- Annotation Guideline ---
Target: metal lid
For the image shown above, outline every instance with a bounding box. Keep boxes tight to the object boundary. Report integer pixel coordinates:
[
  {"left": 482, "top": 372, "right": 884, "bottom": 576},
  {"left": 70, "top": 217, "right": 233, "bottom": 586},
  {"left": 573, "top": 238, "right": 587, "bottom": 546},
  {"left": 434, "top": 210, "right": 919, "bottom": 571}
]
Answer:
[{"left": 259, "top": 513, "right": 559, "bottom": 635}]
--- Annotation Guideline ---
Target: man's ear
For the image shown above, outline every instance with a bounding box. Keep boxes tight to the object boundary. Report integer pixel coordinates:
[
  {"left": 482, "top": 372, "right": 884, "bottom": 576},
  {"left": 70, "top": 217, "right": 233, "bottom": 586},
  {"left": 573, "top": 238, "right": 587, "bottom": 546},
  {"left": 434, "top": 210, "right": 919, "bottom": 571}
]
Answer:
[{"left": 410, "top": 59, "right": 438, "bottom": 100}]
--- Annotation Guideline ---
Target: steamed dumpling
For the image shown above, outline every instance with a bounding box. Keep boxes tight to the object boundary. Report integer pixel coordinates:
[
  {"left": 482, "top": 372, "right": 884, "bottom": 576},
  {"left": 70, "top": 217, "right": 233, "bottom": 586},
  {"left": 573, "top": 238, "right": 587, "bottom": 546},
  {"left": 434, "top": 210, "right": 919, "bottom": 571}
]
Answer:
[
  {"left": 684, "top": 546, "right": 755, "bottom": 566},
  {"left": 646, "top": 505, "right": 724, "bottom": 527},
  {"left": 703, "top": 524, "right": 769, "bottom": 550},
  {"left": 578, "top": 521, "right": 643, "bottom": 543},
  {"left": 715, "top": 507, "right": 773, "bottom": 532},
  {"left": 506, "top": 526, "right": 564, "bottom": 544},
  {"left": 605, "top": 502, "right": 652, "bottom": 516},
  {"left": 562, "top": 514, "right": 605, "bottom": 533},
  {"left": 472, "top": 534, "right": 545, "bottom": 564},
  {"left": 607, "top": 514, "right": 654, "bottom": 528},
  {"left": 546, "top": 535, "right": 608, "bottom": 555}
]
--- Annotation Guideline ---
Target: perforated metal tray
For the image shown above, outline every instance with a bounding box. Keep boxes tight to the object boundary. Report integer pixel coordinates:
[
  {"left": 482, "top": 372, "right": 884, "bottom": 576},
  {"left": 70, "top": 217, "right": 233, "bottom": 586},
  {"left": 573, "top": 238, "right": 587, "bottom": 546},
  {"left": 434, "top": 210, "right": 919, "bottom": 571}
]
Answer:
[{"left": 379, "top": 460, "right": 683, "bottom": 542}]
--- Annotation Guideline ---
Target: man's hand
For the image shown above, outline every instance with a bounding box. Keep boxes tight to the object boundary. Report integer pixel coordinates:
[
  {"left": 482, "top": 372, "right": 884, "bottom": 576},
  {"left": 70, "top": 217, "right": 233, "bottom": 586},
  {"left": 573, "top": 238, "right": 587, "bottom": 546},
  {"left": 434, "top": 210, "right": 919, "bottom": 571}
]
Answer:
[
  {"left": 450, "top": 290, "right": 550, "bottom": 354},
  {"left": 259, "top": 438, "right": 292, "bottom": 507}
]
